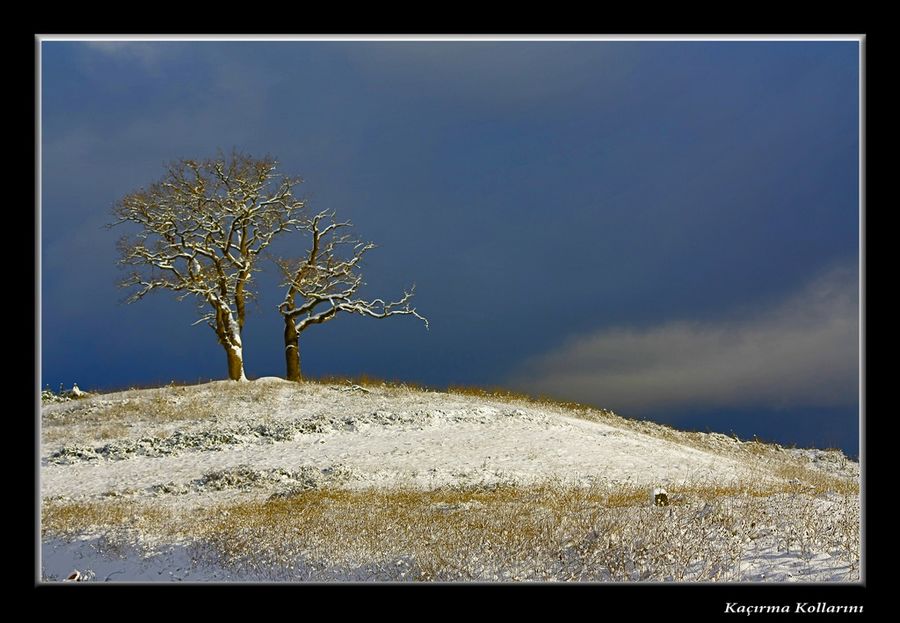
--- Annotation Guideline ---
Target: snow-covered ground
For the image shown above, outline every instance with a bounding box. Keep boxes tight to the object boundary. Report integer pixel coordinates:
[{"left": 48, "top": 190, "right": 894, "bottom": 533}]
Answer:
[{"left": 39, "top": 379, "right": 860, "bottom": 582}]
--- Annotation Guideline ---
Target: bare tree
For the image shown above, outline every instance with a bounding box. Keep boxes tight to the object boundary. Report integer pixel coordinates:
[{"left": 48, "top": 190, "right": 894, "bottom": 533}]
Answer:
[
  {"left": 276, "top": 210, "right": 428, "bottom": 381},
  {"left": 110, "top": 150, "right": 306, "bottom": 381}
]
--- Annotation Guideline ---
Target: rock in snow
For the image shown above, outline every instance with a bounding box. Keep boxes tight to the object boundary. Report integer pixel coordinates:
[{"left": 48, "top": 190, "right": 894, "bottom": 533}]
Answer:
[{"left": 651, "top": 487, "right": 669, "bottom": 506}]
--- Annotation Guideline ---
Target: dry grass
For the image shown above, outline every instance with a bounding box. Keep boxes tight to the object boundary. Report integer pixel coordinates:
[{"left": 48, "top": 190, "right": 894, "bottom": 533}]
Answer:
[
  {"left": 41, "top": 377, "right": 859, "bottom": 581},
  {"left": 42, "top": 500, "right": 174, "bottom": 539},
  {"left": 42, "top": 382, "right": 275, "bottom": 435},
  {"left": 42, "top": 479, "right": 860, "bottom": 582},
  {"left": 770, "top": 462, "right": 859, "bottom": 495},
  {"left": 314, "top": 373, "right": 607, "bottom": 414}
]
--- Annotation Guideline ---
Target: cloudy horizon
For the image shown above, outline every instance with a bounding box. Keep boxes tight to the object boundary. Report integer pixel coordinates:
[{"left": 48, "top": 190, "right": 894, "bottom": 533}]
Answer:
[{"left": 510, "top": 264, "right": 859, "bottom": 412}]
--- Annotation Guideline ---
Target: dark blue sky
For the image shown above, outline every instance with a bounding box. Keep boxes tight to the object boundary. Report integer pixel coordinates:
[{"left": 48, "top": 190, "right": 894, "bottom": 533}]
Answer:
[{"left": 40, "top": 40, "right": 861, "bottom": 455}]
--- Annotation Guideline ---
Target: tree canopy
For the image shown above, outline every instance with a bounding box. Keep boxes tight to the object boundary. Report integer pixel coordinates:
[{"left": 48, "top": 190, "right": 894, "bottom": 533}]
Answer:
[{"left": 111, "top": 150, "right": 307, "bottom": 380}]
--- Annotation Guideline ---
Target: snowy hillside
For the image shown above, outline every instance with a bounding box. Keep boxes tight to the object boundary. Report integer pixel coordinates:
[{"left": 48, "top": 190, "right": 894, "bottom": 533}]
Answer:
[{"left": 40, "top": 378, "right": 860, "bottom": 582}]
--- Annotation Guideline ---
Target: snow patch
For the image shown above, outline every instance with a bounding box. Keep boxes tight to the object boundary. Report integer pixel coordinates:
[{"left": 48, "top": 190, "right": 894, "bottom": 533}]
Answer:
[{"left": 40, "top": 381, "right": 859, "bottom": 582}]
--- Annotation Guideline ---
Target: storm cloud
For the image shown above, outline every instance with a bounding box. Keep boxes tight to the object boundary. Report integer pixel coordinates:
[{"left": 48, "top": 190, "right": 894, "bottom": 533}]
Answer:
[{"left": 510, "top": 266, "right": 859, "bottom": 412}]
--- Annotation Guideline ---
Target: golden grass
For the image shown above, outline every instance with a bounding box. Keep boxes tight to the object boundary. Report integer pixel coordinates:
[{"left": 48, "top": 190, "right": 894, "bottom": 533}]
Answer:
[
  {"left": 41, "top": 376, "right": 860, "bottom": 580},
  {"left": 42, "top": 383, "right": 274, "bottom": 431},
  {"left": 42, "top": 478, "right": 860, "bottom": 582},
  {"left": 770, "top": 462, "right": 859, "bottom": 495},
  {"left": 313, "top": 373, "right": 604, "bottom": 413},
  {"left": 42, "top": 500, "right": 173, "bottom": 539}
]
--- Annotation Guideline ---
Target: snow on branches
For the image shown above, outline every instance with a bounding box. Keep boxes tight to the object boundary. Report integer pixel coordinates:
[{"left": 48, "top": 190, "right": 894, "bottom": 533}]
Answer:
[
  {"left": 110, "top": 150, "right": 307, "bottom": 381},
  {"left": 276, "top": 209, "right": 428, "bottom": 380},
  {"left": 109, "top": 150, "right": 426, "bottom": 383}
]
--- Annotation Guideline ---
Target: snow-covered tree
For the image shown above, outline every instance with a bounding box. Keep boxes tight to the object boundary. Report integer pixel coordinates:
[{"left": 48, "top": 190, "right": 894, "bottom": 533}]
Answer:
[
  {"left": 276, "top": 210, "right": 428, "bottom": 381},
  {"left": 111, "top": 150, "right": 306, "bottom": 381}
]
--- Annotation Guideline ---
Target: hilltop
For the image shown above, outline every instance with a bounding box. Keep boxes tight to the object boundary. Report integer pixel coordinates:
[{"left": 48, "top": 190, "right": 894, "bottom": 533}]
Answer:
[{"left": 40, "top": 378, "right": 859, "bottom": 582}]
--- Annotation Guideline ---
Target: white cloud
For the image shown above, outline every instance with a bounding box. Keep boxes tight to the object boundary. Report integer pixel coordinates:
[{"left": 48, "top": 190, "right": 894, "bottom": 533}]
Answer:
[{"left": 510, "top": 266, "right": 859, "bottom": 412}]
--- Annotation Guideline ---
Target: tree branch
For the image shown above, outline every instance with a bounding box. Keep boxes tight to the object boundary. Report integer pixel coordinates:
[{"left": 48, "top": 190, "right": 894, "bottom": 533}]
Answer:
[{"left": 277, "top": 213, "right": 429, "bottom": 334}]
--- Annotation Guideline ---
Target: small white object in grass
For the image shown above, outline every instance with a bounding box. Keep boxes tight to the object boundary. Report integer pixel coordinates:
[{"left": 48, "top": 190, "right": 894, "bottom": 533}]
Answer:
[
  {"left": 64, "top": 568, "right": 94, "bottom": 582},
  {"left": 651, "top": 487, "right": 668, "bottom": 506},
  {"left": 71, "top": 383, "right": 85, "bottom": 398}
]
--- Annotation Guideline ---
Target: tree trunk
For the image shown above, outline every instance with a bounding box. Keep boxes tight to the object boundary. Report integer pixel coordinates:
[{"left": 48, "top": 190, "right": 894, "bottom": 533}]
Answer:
[
  {"left": 284, "top": 319, "right": 301, "bottom": 381},
  {"left": 213, "top": 300, "right": 247, "bottom": 381},
  {"left": 226, "top": 344, "right": 246, "bottom": 381}
]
